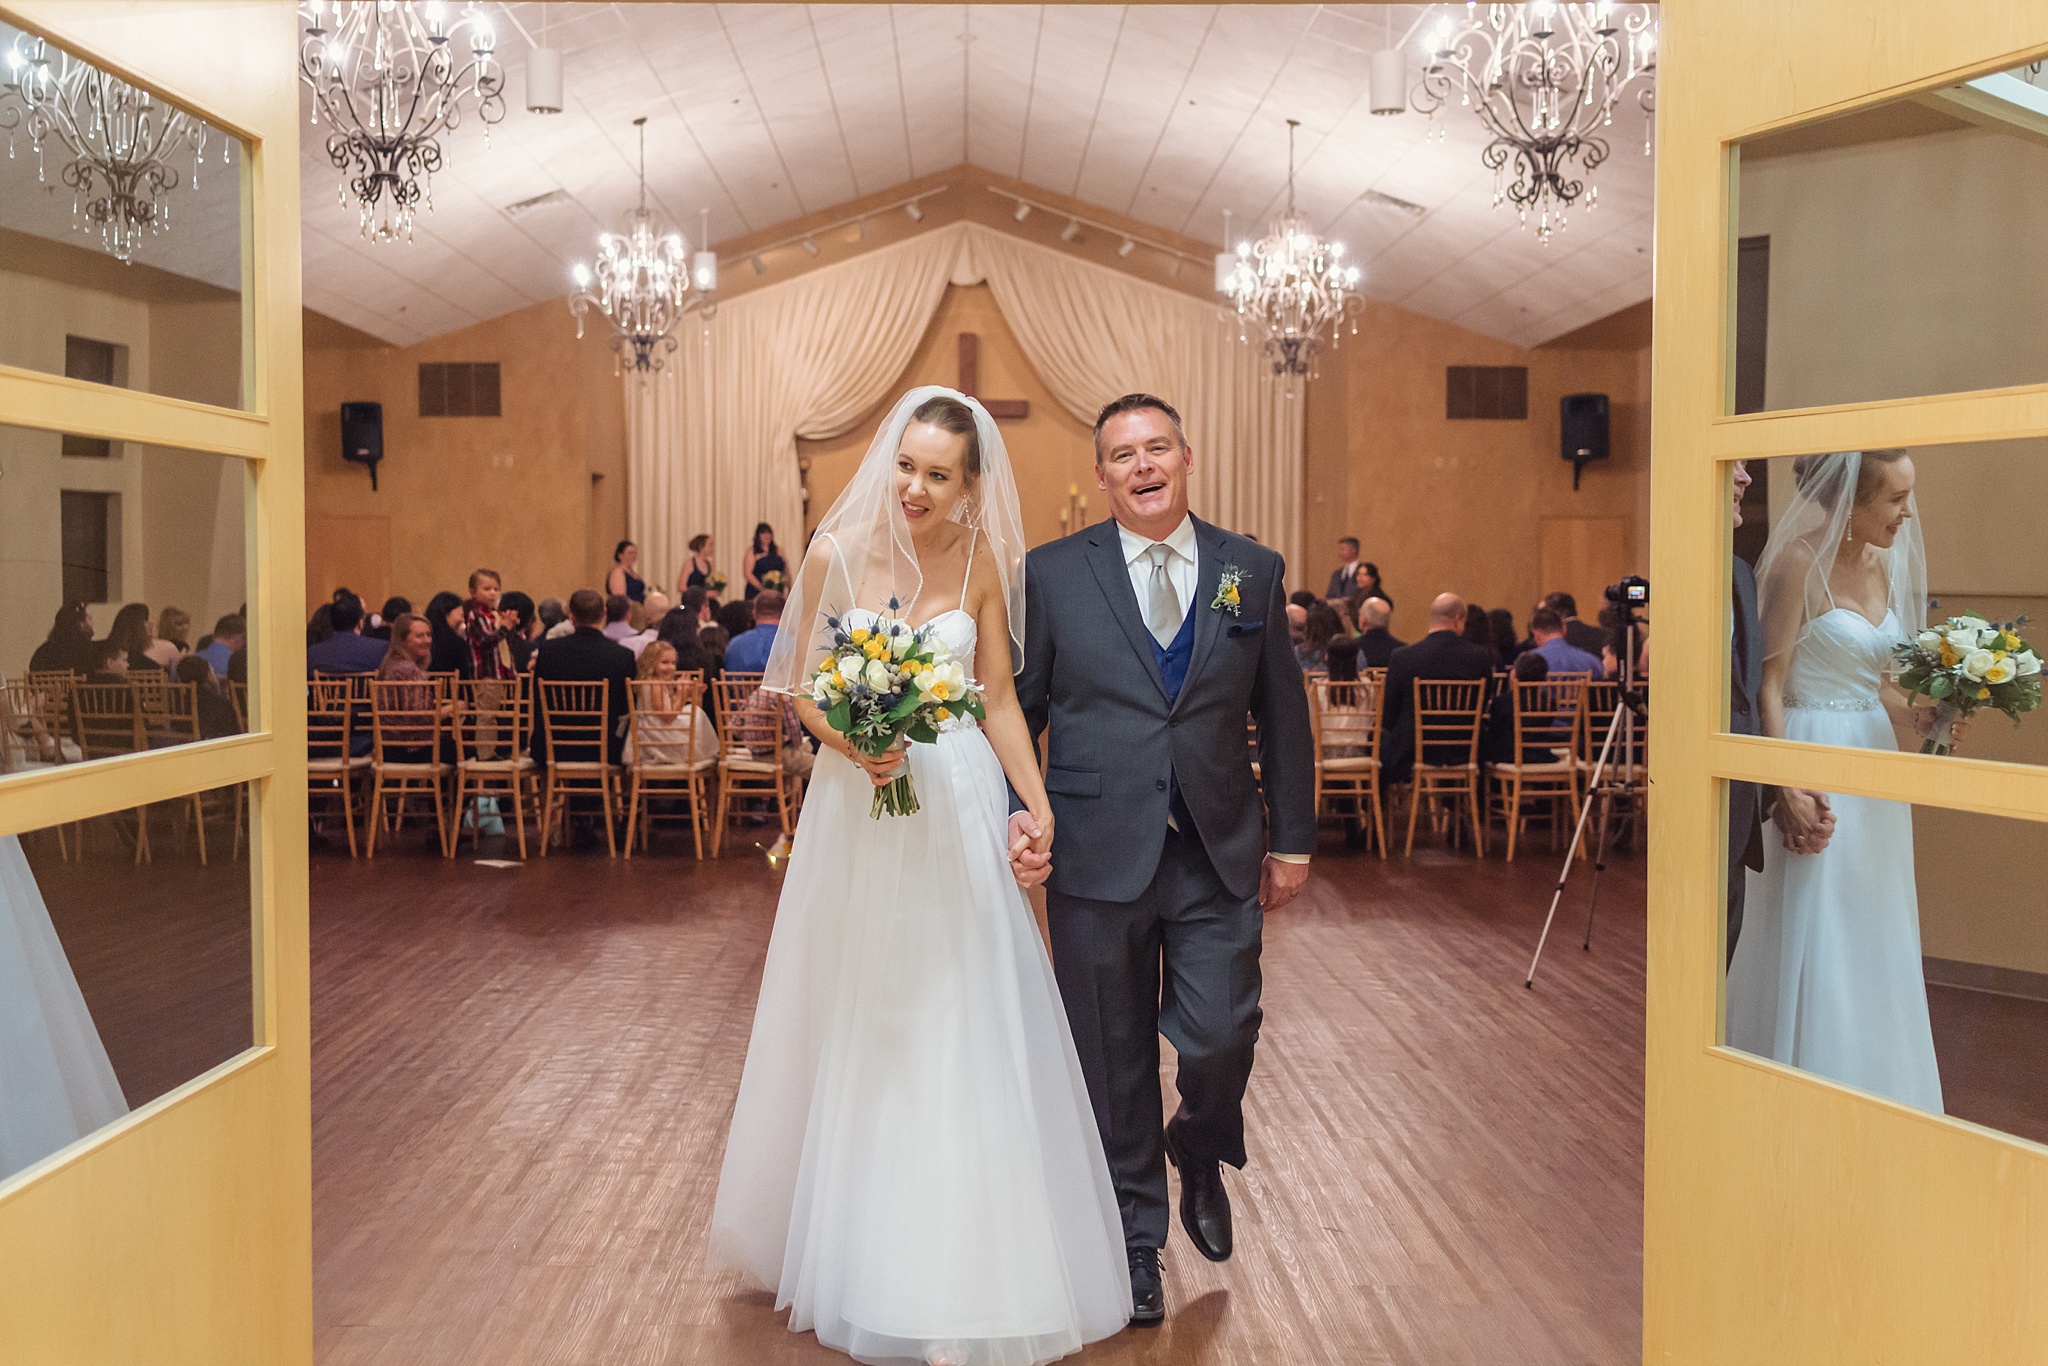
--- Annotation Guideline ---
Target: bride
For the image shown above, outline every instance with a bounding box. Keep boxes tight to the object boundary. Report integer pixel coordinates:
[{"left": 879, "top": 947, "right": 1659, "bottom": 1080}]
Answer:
[
  {"left": 1726, "top": 448, "right": 1943, "bottom": 1113},
  {"left": 708, "top": 387, "right": 1131, "bottom": 1365}
]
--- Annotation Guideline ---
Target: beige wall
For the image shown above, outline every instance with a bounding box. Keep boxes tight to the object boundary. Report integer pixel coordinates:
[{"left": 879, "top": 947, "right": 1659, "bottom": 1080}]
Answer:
[
  {"left": 301, "top": 295, "right": 628, "bottom": 611},
  {"left": 1312, "top": 298, "right": 1652, "bottom": 639}
]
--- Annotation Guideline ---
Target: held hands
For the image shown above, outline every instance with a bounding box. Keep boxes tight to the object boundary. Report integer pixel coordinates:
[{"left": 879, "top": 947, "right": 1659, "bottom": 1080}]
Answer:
[
  {"left": 1006, "top": 810, "right": 1054, "bottom": 889},
  {"left": 1260, "top": 856, "right": 1310, "bottom": 911},
  {"left": 1776, "top": 788, "right": 1837, "bottom": 856}
]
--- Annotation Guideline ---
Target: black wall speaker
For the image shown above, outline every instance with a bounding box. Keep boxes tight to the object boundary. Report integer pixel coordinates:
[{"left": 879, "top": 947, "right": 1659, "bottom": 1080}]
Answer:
[
  {"left": 340, "top": 401, "right": 383, "bottom": 490},
  {"left": 1560, "top": 392, "right": 1609, "bottom": 490}
]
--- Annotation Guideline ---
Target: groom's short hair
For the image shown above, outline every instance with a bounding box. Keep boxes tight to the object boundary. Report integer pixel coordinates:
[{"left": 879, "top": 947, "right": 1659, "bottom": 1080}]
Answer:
[{"left": 1093, "top": 393, "right": 1185, "bottom": 462}]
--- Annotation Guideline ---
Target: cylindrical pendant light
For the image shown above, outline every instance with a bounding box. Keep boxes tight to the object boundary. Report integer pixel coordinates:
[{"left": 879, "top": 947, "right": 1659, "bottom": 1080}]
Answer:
[
  {"left": 526, "top": 46, "right": 563, "bottom": 113},
  {"left": 1369, "top": 48, "right": 1405, "bottom": 115}
]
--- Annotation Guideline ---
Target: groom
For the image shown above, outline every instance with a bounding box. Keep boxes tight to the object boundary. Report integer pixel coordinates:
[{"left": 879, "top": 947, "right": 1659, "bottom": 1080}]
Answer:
[{"left": 1009, "top": 394, "right": 1316, "bottom": 1325}]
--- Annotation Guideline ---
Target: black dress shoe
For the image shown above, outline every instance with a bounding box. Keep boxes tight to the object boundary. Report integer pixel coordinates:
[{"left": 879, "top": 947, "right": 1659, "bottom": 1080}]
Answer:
[
  {"left": 1164, "top": 1119, "right": 1233, "bottom": 1263},
  {"left": 1127, "top": 1246, "right": 1165, "bottom": 1325}
]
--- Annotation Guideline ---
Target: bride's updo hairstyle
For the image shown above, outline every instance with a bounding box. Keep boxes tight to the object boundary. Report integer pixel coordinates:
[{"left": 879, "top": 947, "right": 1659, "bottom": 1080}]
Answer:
[
  {"left": 910, "top": 394, "right": 982, "bottom": 482},
  {"left": 1791, "top": 447, "right": 1908, "bottom": 507}
]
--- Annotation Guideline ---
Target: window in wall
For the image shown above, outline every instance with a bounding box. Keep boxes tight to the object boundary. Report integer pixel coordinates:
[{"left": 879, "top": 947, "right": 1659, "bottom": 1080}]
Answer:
[
  {"left": 60, "top": 490, "right": 119, "bottom": 603},
  {"left": 418, "top": 362, "right": 502, "bottom": 417},
  {"left": 1446, "top": 365, "right": 1529, "bottom": 420},
  {"left": 61, "top": 336, "right": 124, "bottom": 458}
]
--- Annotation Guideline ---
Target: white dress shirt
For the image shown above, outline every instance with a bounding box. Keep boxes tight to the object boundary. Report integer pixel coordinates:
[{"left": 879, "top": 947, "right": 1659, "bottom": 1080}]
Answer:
[
  {"left": 1116, "top": 514, "right": 1199, "bottom": 632},
  {"left": 1112, "top": 515, "right": 1308, "bottom": 867}
]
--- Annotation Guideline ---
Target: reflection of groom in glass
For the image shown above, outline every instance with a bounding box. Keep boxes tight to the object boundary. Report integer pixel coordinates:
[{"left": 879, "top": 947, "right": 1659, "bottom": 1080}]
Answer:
[{"left": 1728, "top": 460, "right": 1834, "bottom": 962}]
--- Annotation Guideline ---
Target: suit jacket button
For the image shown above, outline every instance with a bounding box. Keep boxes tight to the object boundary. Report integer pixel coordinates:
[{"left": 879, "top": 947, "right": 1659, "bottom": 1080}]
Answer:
[{"left": 1155, "top": 779, "right": 1167, "bottom": 791}]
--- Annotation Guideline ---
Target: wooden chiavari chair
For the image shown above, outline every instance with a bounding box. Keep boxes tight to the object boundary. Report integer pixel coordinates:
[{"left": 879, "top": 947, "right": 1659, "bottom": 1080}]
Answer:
[
  {"left": 70, "top": 682, "right": 150, "bottom": 861},
  {"left": 537, "top": 679, "right": 620, "bottom": 857},
  {"left": 625, "top": 674, "right": 716, "bottom": 859},
  {"left": 426, "top": 670, "right": 461, "bottom": 700},
  {"left": 1403, "top": 678, "right": 1488, "bottom": 858},
  {"left": 1485, "top": 676, "right": 1586, "bottom": 863},
  {"left": 149, "top": 681, "right": 218, "bottom": 864},
  {"left": 308, "top": 680, "right": 368, "bottom": 857},
  {"left": 1311, "top": 674, "right": 1388, "bottom": 857},
  {"left": 228, "top": 679, "right": 250, "bottom": 732},
  {"left": 367, "top": 678, "right": 452, "bottom": 857},
  {"left": 454, "top": 678, "right": 537, "bottom": 859},
  {"left": 1578, "top": 679, "right": 1650, "bottom": 852},
  {"left": 2, "top": 675, "right": 73, "bottom": 771},
  {"left": 710, "top": 677, "right": 798, "bottom": 857}
]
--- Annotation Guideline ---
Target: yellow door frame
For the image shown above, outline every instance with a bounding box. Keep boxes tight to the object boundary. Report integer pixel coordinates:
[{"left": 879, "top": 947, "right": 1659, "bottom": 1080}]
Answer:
[
  {"left": 0, "top": 4, "right": 309, "bottom": 1363},
  {"left": 1650, "top": 3, "right": 2048, "bottom": 1360}
]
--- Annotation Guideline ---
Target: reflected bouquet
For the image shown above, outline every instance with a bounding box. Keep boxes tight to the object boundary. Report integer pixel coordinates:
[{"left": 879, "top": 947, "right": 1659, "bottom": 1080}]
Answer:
[
  {"left": 805, "top": 603, "right": 984, "bottom": 817},
  {"left": 1893, "top": 613, "right": 2043, "bottom": 755}
]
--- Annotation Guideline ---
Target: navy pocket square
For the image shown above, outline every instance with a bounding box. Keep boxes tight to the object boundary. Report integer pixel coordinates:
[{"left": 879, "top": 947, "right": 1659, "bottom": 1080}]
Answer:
[{"left": 1226, "top": 620, "right": 1265, "bottom": 637}]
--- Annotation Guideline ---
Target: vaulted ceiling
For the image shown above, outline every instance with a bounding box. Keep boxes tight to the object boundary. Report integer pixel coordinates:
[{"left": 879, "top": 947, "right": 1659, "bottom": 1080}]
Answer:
[{"left": 290, "top": 4, "right": 1655, "bottom": 350}]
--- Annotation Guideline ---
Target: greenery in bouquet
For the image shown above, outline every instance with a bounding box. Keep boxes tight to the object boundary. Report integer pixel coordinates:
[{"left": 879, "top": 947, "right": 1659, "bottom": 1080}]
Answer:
[
  {"left": 1893, "top": 613, "right": 2043, "bottom": 755},
  {"left": 805, "top": 602, "right": 984, "bottom": 817},
  {"left": 761, "top": 569, "right": 789, "bottom": 593}
]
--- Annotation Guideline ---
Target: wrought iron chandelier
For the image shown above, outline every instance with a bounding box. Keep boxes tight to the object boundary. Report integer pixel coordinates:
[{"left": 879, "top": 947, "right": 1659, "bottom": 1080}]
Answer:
[
  {"left": 298, "top": 0, "right": 505, "bottom": 242},
  {"left": 568, "top": 118, "right": 717, "bottom": 374},
  {"left": 1412, "top": 1, "right": 1657, "bottom": 243},
  {"left": 0, "top": 31, "right": 223, "bottom": 263},
  {"left": 1216, "top": 120, "right": 1363, "bottom": 383}
]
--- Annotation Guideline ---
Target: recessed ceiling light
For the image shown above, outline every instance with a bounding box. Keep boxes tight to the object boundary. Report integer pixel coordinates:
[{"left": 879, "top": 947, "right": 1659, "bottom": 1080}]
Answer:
[
  {"left": 1118, "top": 239, "right": 1136, "bottom": 257},
  {"left": 905, "top": 200, "right": 924, "bottom": 222},
  {"left": 1061, "top": 219, "right": 1082, "bottom": 242},
  {"left": 801, "top": 238, "right": 819, "bottom": 256},
  {"left": 1013, "top": 201, "right": 1031, "bottom": 222}
]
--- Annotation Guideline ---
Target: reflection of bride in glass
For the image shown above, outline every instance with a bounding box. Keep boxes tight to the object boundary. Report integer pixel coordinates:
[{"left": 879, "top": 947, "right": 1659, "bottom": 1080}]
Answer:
[{"left": 1726, "top": 449, "right": 1944, "bottom": 1113}]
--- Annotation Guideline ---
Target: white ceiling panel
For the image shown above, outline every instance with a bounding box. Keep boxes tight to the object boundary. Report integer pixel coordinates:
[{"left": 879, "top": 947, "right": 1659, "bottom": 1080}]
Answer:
[{"left": 288, "top": 3, "right": 1655, "bottom": 348}]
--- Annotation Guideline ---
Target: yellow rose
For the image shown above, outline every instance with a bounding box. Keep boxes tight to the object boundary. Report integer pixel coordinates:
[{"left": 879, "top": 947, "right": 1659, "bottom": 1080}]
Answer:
[
  {"left": 935, "top": 707, "right": 952, "bottom": 722},
  {"left": 864, "top": 638, "right": 886, "bottom": 659},
  {"left": 929, "top": 680, "right": 951, "bottom": 701},
  {"left": 850, "top": 628, "right": 870, "bottom": 644},
  {"left": 1985, "top": 657, "right": 2018, "bottom": 685},
  {"left": 1939, "top": 643, "right": 1959, "bottom": 668},
  {"left": 1224, "top": 586, "right": 1240, "bottom": 603}
]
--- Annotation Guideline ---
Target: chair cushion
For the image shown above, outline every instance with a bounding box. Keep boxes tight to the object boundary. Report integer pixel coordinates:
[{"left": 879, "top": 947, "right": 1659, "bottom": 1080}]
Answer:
[
  {"left": 1320, "top": 757, "right": 1380, "bottom": 773},
  {"left": 464, "top": 756, "right": 536, "bottom": 772},
  {"left": 720, "top": 757, "right": 780, "bottom": 775}
]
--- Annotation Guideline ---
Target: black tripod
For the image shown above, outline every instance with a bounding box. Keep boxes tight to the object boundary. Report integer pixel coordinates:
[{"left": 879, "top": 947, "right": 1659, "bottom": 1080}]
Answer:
[{"left": 1525, "top": 620, "right": 1645, "bottom": 989}]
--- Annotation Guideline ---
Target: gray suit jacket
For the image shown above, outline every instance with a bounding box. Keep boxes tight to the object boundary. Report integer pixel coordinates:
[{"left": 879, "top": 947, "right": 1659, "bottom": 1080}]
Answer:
[{"left": 1015, "top": 516, "right": 1317, "bottom": 904}]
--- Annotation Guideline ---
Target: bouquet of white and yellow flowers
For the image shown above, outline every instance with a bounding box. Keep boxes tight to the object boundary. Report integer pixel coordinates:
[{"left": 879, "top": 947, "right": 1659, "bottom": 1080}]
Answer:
[
  {"left": 761, "top": 569, "right": 789, "bottom": 594},
  {"left": 805, "top": 604, "right": 984, "bottom": 817},
  {"left": 1893, "top": 613, "right": 2043, "bottom": 755}
]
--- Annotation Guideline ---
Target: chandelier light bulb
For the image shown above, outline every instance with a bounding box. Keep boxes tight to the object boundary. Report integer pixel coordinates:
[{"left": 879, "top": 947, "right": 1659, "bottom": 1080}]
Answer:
[
  {"left": 567, "top": 118, "right": 716, "bottom": 372},
  {"left": 571, "top": 262, "right": 592, "bottom": 287}
]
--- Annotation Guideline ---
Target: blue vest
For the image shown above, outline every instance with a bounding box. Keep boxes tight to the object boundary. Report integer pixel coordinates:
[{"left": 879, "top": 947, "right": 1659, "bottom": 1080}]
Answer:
[{"left": 1149, "top": 601, "right": 1198, "bottom": 702}]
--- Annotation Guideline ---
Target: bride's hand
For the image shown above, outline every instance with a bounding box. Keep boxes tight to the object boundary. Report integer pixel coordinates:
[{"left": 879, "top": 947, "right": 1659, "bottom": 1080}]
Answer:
[{"left": 848, "top": 740, "right": 908, "bottom": 787}]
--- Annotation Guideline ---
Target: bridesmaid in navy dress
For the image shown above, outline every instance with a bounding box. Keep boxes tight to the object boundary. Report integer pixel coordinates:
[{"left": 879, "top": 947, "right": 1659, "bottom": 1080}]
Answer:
[{"left": 743, "top": 522, "right": 787, "bottom": 600}]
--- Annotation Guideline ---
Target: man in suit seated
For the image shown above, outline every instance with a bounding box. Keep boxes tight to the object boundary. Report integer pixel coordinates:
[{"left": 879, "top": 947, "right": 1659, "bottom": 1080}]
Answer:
[
  {"left": 1540, "top": 591, "right": 1610, "bottom": 658},
  {"left": 1355, "top": 595, "right": 1405, "bottom": 670},
  {"left": 1381, "top": 593, "right": 1497, "bottom": 785},
  {"left": 532, "top": 588, "right": 636, "bottom": 766},
  {"left": 306, "top": 592, "right": 387, "bottom": 675}
]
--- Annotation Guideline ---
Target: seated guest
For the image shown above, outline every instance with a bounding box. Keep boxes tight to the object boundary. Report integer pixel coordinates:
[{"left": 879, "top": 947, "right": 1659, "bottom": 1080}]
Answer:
[
  {"left": 29, "top": 602, "right": 95, "bottom": 676},
  {"left": 721, "top": 590, "right": 785, "bottom": 675},
  {"left": 1381, "top": 593, "right": 1497, "bottom": 785},
  {"left": 538, "top": 596, "right": 573, "bottom": 640},
  {"left": 374, "top": 613, "right": 441, "bottom": 763},
  {"left": 107, "top": 603, "right": 162, "bottom": 674},
  {"left": 619, "top": 590, "right": 671, "bottom": 658},
  {"left": 627, "top": 641, "right": 719, "bottom": 767},
  {"left": 1462, "top": 602, "right": 1495, "bottom": 655},
  {"left": 463, "top": 570, "right": 517, "bottom": 681},
  {"left": 195, "top": 613, "right": 246, "bottom": 678},
  {"left": 1482, "top": 652, "right": 1566, "bottom": 765},
  {"left": 1297, "top": 601, "right": 1344, "bottom": 672},
  {"left": 1286, "top": 602, "right": 1308, "bottom": 657},
  {"left": 499, "top": 591, "right": 540, "bottom": 672},
  {"left": 366, "top": 595, "right": 410, "bottom": 641},
  {"left": 1542, "top": 591, "right": 1609, "bottom": 656},
  {"left": 1326, "top": 536, "right": 1363, "bottom": 600},
  {"left": 146, "top": 607, "right": 192, "bottom": 669},
  {"left": 1487, "top": 608, "right": 1520, "bottom": 669},
  {"left": 715, "top": 598, "right": 755, "bottom": 643},
  {"left": 423, "top": 592, "right": 470, "bottom": 676},
  {"left": 1289, "top": 590, "right": 1320, "bottom": 611},
  {"left": 1322, "top": 637, "right": 1367, "bottom": 726},
  {"left": 306, "top": 603, "right": 335, "bottom": 648},
  {"left": 305, "top": 592, "right": 387, "bottom": 674},
  {"left": 657, "top": 597, "right": 717, "bottom": 679},
  {"left": 1529, "top": 606, "right": 1604, "bottom": 678},
  {"left": 739, "top": 682, "right": 814, "bottom": 780},
  {"left": 532, "top": 588, "right": 636, "bottom": 765},
  {"left": 176, "top": 654, "right": 242, "bottom": 739},
  {"left": 1326, "top": 595, "right": 1359, "bottom": 637},
  {"left": 84, "top": 638, "right": 131, "bottom": 686},
  {"left": 1356, "top": 596, "right": 1405, "bottom": 670},
  {"left": 601, "top": 593, "right": 636, "bottom": 642}
]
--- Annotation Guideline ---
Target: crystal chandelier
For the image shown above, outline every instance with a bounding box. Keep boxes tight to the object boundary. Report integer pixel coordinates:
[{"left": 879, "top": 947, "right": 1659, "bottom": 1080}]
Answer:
[
  {"left": 1412, "top": 1, "right": 1657, "bottom": 243},
  {"left": 1215, "top": 120, "right": 1363, "bottom": 383},
  {"left": 0, "top": 32, "right": 223, "bottom": 263},
  {"left": 568, "top": 118, "right": 717, "bottom": 374},
  {"left": 298, "top": 0, "right": 505, "bottom": 242}
]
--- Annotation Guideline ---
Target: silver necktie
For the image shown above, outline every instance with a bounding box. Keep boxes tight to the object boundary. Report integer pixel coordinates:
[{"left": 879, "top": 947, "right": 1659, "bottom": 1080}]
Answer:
[{"left": 1144, "top": 543, "right": 1181, "bottom": 647}]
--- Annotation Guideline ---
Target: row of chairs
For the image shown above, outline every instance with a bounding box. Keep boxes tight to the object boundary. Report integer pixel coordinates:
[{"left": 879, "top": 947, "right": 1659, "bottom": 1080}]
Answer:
[
  {"left": 309, "top": 671, "right": 804, "bottom": 860},
  {"left": 1297, "top": 671, "right": 1647, "bottom": 862}
]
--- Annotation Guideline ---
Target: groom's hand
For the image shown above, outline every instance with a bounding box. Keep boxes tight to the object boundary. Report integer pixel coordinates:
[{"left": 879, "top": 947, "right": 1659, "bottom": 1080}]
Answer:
[
  {"left": 1008, "top": 811, "right": 1052, "bottom": 889},
  {"left": 1260, "top": 855, "right": 1310, "bottom": 911}
]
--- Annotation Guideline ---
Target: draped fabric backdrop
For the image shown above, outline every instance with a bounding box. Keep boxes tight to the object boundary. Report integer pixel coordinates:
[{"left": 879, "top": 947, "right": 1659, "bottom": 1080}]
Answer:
[{"left": 624, "top": 221, "right": 1306, "bottom": 588}]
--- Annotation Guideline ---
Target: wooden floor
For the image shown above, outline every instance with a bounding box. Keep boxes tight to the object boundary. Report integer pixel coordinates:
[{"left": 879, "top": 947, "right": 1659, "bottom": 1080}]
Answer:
[{"left": 309, "top": 820, "right": 1648, "bottom": 1366}]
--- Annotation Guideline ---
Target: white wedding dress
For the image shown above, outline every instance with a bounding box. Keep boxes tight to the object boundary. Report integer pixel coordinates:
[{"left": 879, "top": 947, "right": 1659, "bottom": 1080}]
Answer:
[
  {"left": 710, "top": 606, "right": 1131, "bottom": 1366},
  {"left": 0, "top": 834, "right": 128, "bottom": 1181},
  {"left": 1726, "top": 604, "right": 1944, "bottom": 1113}
]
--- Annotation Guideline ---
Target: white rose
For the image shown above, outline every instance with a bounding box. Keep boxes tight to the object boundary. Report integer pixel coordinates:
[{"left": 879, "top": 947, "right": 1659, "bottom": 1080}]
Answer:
[
  {"left": 1946, "top": 629, "right": 1978, "bottom": 655},
  {"left": 1916, "top": 630, "right": 1943, "bottom": 651},
  {"left": 2017, "top": 651, "right": 2042, "bottom": 678},
  {"left": 1961, "top": 648, "right": 1997, "bottom": 681},
  {"left": 838, "top": 653, "right": 866, "bottom": 681},
  {"left": 865, "top": 659, "right": 893, "bottom": 691},
  {"left": 1980, "top": 625, "right": 2004, "bottom": 647},
  {"left": 1984, "top": 657, "right": 2018, "bottom": 685}
]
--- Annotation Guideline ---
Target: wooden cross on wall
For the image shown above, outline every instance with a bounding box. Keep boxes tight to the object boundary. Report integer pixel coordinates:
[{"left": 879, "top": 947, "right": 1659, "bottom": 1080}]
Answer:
[{"left": 957, "top": 333, "right": 1030, "bottom": 421}]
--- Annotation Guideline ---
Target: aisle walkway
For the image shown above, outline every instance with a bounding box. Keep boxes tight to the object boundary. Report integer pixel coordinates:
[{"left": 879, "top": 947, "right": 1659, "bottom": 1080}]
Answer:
[{"left": 310, "top": 833, "right": 1647, "bottom": 1366}]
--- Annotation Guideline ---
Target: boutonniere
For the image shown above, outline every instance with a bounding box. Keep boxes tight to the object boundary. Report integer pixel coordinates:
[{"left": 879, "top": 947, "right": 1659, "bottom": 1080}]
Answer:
[{"left": 1211, "top": 564, "right": 1245, "bottom": 616}]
